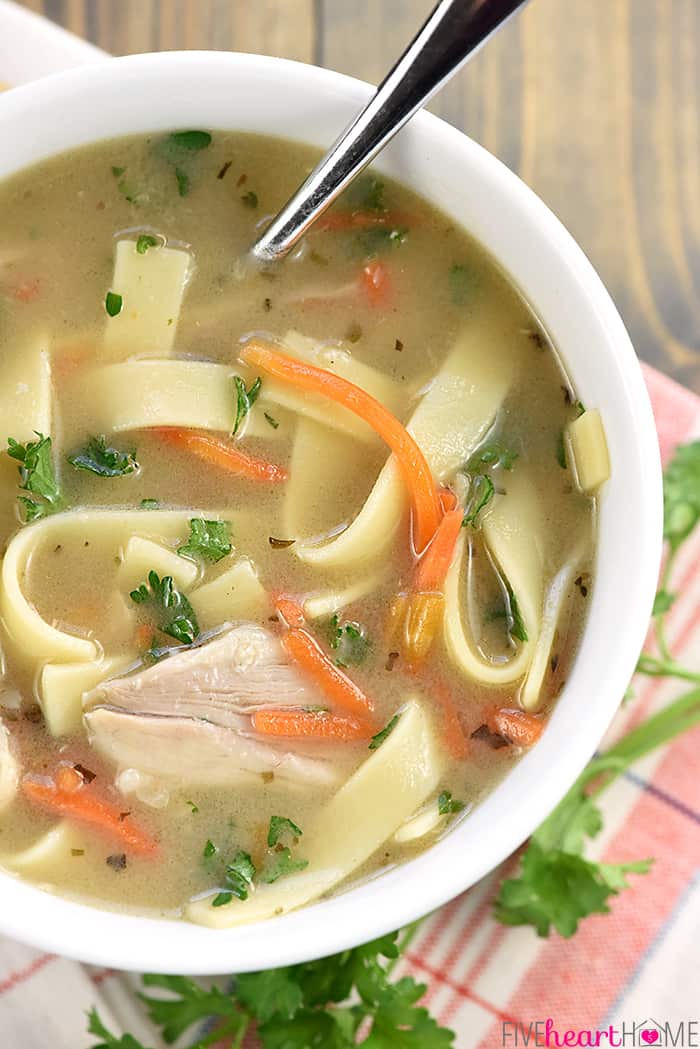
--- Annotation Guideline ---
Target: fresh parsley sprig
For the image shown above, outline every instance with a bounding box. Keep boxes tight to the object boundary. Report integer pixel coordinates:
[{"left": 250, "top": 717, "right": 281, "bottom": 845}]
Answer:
[
  {"left": 67, "top": 435, "right": 139, "bottom": 478},
  {"left": 232, "top": 376, "right": 262, "bottom": 436},
  {"left": 7, "top": 432, "right": 65, "bottom": 520},
  {"left": 178, "top": 518, "right": 232, "bottom": 564},
  {"left": 129, "top": 571, "right": 199, "bottom": 645},
  {"left": 88, "top": 928, "right": 455, "bottom": 1048}
]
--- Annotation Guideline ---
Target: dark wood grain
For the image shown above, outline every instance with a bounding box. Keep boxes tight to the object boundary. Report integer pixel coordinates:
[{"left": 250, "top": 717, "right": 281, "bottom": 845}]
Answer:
[{"left": 13, "top": 0, "right": 700, "bottom": 391}]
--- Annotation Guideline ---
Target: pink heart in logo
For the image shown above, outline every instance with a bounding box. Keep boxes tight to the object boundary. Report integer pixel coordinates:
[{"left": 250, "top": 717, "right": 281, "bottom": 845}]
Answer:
[{"left": 641, "top": 1031, "right": 659, "bottom": 1045}]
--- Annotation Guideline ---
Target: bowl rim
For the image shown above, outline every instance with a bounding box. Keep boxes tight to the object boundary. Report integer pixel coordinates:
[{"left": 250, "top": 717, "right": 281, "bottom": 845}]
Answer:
[{"left": 0, "top": 49, "right": 662, "bottom": 974}]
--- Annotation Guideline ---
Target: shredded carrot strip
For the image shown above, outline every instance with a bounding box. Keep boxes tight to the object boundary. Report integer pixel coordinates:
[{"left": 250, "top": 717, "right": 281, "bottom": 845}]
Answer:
[
  {"left": 275, "top": 596, "right": 306, "bottom": 629},
  {"left": 317, "top": 210, "right": 412, "bottom": 232},
  {"left": 22, "top": 778, "right": 159, "bottom": 857},
  {"left": 253, "top": 708, "right": 373, "bottom": 742},
  {"left": 488, "top": 708, "right": 545, "bottom": 748},
  {"left": 432, "top": 679, "right": 470, "bottom": 760},
  {"left": 413, "top": 506, "right": 463, "bottom": 593},
  {"left": 361, "top": 260, "right": 392, "bottom": 308},
  {"left": 55, "top": 765, "right": 84, "bottom": 794},
  {"left": 282, "top": 628, "right": 375, "bottom": 721},
  {"left": 240, "top": 340, "right": 441, "bottom": 552},
  {"left": 150, "top": 427, "right": 288, "bottom": 484},
  {"left": 134, "top": 623, "right": 154, "bottom": 650}
]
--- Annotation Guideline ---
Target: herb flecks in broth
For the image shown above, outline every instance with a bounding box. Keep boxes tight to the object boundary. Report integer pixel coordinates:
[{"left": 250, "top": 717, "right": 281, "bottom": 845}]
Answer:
[{"left": 0, "top": 131, "right": 598, "bottom": 921}]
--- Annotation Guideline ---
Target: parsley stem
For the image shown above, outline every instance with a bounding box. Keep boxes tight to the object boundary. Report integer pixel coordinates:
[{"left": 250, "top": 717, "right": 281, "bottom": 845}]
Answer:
[
  {"left": 387, "top": 918, "right": 424, "bottom": 975},
  {"left": 636, "top": 653, "right": 700, "bottom": 684},
  {"left": 654, "top": 550, "right": 676, "bottom": 662},
  {"left": 195, "top": 1012, "right": 249, "bottom": 1048}
]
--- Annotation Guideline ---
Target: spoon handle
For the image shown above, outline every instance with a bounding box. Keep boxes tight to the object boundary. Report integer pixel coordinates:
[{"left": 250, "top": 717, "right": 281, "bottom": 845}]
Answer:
[{"left": 252, "top": 0, "right": 528, "bottom": 263}]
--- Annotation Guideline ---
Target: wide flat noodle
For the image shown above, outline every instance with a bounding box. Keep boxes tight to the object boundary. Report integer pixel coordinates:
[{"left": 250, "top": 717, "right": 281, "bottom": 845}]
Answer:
[
  {"left": 296, "top": 318, "right": 521, "bottom": 568},
  {"left": 303, "top": 568, "right": 389, "bottom": 621},
  {"left": 3, "top": 821, "right": 89, "bottom": 874},
  {"left": 190, "top": 558, "right": 271, "bottom": 631},
  {"left": 0, "top": 509, "right": 224, "bottom": 667},
  {"left": 567, "top": 409, "right": 610, "bottom": 493},
  {"left": 444, "top": 471, "right": 544, "bottom": 687},
  {"left": 187, "top": 698, "right": 445, "bottom": 927},
  {"left": 283, "top": 417, "right": 374, "bottom": 542},
  {"left": 117, "top": 535, "right": 199, "bottom": 594},
  {"left": 261, "top": 331, "right": 405, "bottom": 445},
  {"left": 103, "top": 240, "right": 191, "bottom": 360},
  {"left": 520, "top": 553, "right": 582, "bottom": 711},
  {"left": 65, "top": 359, "right": 273, "bottom": 440},
  {"left": 39, "top": 655, "right": 133, "bottom": 737}
]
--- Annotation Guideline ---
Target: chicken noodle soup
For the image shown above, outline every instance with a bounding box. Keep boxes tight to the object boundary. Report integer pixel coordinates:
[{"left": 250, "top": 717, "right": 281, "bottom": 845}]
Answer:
[{"left": 0, "top": 131, "right": 607, "bottom": 923}]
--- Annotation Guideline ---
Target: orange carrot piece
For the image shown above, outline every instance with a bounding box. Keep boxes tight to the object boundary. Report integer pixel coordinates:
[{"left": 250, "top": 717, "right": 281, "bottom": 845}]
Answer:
[
  {"left": 253, "top": 708, "right": 373, "bottom": 742},
  {"left": 361, "top": 260, "right": 392, "bottom": 308},
  {"left": 432, "top": 680, "right": 470, "bottom": 760},
  {"left": 317, "top": 210, "right": 412, "bottom": 233},
  {"left": 488, "top": 708, "right": 545, "bottom": 748},
  {"left": 275, "top": 596, "right": 306, "bottom": 629},
  {"left": 55, "top": 765, "right": 84, "bottom": 794},
  {"left": 403, "top": 592, "right": 445, "bottom": 671},
  {"left": 150, "top": 428, "right": 288, "bottom": 484},
  {"left": 240, "top": 340, "right": 441, "bottom": 552},
  {"left": 414, "top": 507, "right": 463, "bottom": 593},
  {"left": 134, "top": 623, "right": 154, "bottom": 650},
  {"left": 282, "top": 628, "right": 375, "bottom": 720},
  {"left": 10, "top": 278, "right": 40, "bottom": 303},
  {"left": 22, "top": 778, "right": 158, "bottom": 857}
]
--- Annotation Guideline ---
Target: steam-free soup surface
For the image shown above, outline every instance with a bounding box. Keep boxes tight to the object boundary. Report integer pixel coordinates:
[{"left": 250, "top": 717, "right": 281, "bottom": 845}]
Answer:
[{"left": 0, "top": 131, "right": 599, "bottom": 922}]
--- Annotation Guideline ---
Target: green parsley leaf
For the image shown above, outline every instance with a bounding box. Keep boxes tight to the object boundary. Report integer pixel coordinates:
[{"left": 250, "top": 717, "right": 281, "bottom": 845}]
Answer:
[
  {"left": 462, "top": 473, "right": 494, "bottom": 528},
  {"left": 168, "top": 130, "right": 212, "bottom": 151},
  {"left": 369, "top": 714, "right": 400, "bottom": 750},
  {"left": 135, "top": 234, "right": 159, "bottom": 254},
  {"left": 268, "top": 815, "right": 303, "bottom": 847},
  {"left": 174, "top": 167, "right": 189, "bottom": 197},
  {"left": 7, "top": 432, "right": 64, "bottom": 519},
  {"left": 449, "top": 263, "right": 474, "bottom": 306},
  {"left": 110, "top": 166, "right": 125, "bottom": 178},
  {"left": 261, "top": 847, "right": 309, "bottom": 884},
  {"left": 105, "top": 291, "right": 122, "bottom": 317},
  {"left": 129, "top": 570, "right": 199, "bottom": 645},
  {"left": 67, "top": 435, "right": 138, "bottom": 478},
  {"left": 663, "top": 439, "right": 700, "bottom": 551},
  {"left": 437, "top": 791, "right": 464, "bottom": 816},
  {"left": 139, "top": 498, "right": 159, "bottom": 509},
  {"left": 87, "top": 1008, "right": 149, "bottom": 1049},
  {"left": 232, "top": 375, "right": 262, "bottom": 436},
  {"left": 185, "top": 799, "right": 199, "bottom": 813},
  {"left": 212, "top": 891, "right": 233, "bottom": 907},
  {"left": 241, "top": 190, "right": 259, "bottom": 208},
  {"left": 139, "top": 973, "right": 238, "bottom": 1043},
  {"left": 345, "top": 174, "right": 386, "bottom": 212},
  {"left": 235, "top": 968, "right": 304, "bottom": 1024},
  {"left": 264, "top": 411, "right": 280, "bottom": 429},
  {"left": 357, "top": 227, "right": 408, "bottom": 257},
  {"left": 328, "top": 614, "right": 371, "bottom": 667},
  {"left": 505, "top": 583, "right": 528, "bottom": 643},
  {"left": 178, "top": 518, "right": 232, "bottom": 563},
  {"left": 203, "top": 839, "right": 217, "bottom": 858},
  {"left": 223, "top": 849, "right": 256, "bottom": 901},
  {"left": 468, "top": 441, "right": 518, "bottom": 472}
]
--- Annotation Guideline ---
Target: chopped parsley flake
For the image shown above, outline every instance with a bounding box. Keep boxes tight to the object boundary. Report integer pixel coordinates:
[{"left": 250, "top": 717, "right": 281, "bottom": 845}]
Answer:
[
  {"left": 232, "top": 375, "right": 262, "bottom": 436},
  {"left": 369, "top": 714, "right": 400, "bottom": 750},
  {"left": 129, "top": 570, "right": 199, "bottom": 646},
  {"left": 438, "top": 791, "right": 464, "bottom": 816},
  {"left": 328, "top": 614, "right": 371, "bottom": 667},
  {"left": 260, "top": 848, "right": 309, "bottom": 884},
  {"left": 105, "top": 291, "right": 123, "bottom": 317},
  {"left": 267, "top": 816, "right": 302, "bottom": 848},
  {"left": 241, "top": 191, "right": 258, "bottom": 208},
  {"left": 7, "top": 433, "right": 64, "bottom": 520},
  {"left": 67, "top": 435, "right": 138, "bottom": 477},
  {"left": 178, "top": 518, "right": 232, "bottom": 564},
  {"left": 136, "top": 234, "right": 159, "bottom": 254}
]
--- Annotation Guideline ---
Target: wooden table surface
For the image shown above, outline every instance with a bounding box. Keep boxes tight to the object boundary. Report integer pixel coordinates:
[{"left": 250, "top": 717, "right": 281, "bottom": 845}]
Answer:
[{"left": 16, "top": 0, "right": 700, "bottom": 392}]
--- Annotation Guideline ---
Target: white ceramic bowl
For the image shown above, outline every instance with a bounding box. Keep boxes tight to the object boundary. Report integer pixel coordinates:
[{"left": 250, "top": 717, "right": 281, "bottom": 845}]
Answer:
[{"left": 0, "top": 51, "right": 662, "bottom": 973}]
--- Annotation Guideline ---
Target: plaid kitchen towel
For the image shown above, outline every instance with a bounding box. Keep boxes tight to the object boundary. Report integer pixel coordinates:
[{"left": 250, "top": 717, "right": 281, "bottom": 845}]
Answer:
[
  {"left": 0, "top": 362, "right": 697, "bottom": 1049},
  {"left": 0, "top": 4, "right": 698, "bottom": 1046}
]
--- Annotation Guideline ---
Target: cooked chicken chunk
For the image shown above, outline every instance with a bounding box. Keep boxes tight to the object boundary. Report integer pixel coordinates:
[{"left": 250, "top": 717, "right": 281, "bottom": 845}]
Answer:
[
  {"left": 84, "top": 624, "right": 338, "bottom": 787},
  {"left": 84, "top": 623, "right": 316, "bottom": 726},
  {"left": 86, "top": 709, "right": 338, "bottom": 786}
]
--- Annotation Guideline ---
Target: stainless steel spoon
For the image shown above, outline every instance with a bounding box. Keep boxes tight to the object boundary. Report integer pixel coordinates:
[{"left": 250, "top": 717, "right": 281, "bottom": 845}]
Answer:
[{"left": 251, "top": 0, "right": 529, "bottom": 264}]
